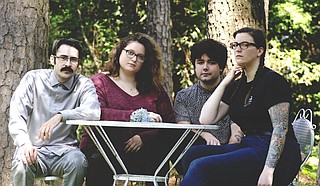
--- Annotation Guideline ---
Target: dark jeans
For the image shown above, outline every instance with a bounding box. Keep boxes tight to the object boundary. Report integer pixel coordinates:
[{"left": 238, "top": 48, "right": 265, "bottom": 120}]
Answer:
[{"left": 180, "top": 135, "right": 301, "bottom": 186}]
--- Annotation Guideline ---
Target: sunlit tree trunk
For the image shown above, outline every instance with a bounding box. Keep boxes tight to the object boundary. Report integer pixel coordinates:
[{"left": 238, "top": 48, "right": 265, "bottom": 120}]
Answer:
[
  {"left": 146, "top": 0, "right": 173, "bottom": 100},
  {"left": 206, "top": 0, "right": 267, "bottom": 67},
  {"left": 0, "top": 0, "right": 49, "bottom": 185}
]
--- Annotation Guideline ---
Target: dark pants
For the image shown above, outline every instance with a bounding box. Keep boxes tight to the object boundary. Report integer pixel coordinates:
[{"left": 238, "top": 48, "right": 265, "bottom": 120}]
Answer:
[
  {"left": 84, "top": 141, "right": 169, "bottom": 186},
  {"left": 180, "top": 135, "right": 301, "bottom": 186}
]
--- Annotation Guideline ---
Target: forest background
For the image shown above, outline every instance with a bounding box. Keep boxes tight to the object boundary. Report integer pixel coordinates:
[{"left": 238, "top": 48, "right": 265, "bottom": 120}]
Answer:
[{"left": 0, "top": 0, "right": 319, "bottom": 185}]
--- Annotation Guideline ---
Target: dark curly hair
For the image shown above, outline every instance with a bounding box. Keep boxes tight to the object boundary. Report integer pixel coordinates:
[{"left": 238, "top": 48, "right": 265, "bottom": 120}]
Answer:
[
  {"left": 191, "top": 39, "right": 227, "bottom": 71},
  {"left": 104, "top": 32, "right": 164, "bottom": 95}
]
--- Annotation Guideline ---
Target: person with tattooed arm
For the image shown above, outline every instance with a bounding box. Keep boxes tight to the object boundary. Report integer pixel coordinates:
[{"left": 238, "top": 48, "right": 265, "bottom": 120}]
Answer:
[{"left": 180, "top": 27, "right": 301, "bottom": 186}]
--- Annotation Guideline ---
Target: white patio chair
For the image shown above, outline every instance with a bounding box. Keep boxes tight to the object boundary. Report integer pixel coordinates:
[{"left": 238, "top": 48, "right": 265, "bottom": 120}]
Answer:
[{"left": 290, "top": 108, "right": 316, "bottom": 186}]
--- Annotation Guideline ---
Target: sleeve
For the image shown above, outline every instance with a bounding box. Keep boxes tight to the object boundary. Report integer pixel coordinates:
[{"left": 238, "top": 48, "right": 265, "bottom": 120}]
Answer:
[
  {"left": 222, "top": 81, "right": 239, "bottom": 105},
  {"left": 91, "top": 74, "right": 134, "bottom": 121},
  {"left": 59, "top": 78, "right": 101, "bottom": 121},
  {"left": 174, "top": 91, "right": 191, "bottom": 123},
  {"left": 8, "top": 72, "right": 34, "bottom": 147},
  {"left": 263, "top": 73, "right": 291, "bottom": 109}
]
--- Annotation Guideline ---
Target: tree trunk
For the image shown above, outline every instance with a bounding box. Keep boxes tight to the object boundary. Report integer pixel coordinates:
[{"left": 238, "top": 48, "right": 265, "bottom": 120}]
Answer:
[
  {"left": 146, "top": 0, "right": 173, "bottom": 100},
  {"left": 0, "top": 0, "right": 49, "bottom": 185},
  {"left": 206, "top": 0, "right": 267, "bottom": 67}
]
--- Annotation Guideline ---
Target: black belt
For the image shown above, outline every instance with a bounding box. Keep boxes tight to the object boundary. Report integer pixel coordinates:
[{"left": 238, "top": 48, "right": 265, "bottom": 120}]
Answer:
[{"left": 244, "top": 130, "right": 272, "bottom": 136}]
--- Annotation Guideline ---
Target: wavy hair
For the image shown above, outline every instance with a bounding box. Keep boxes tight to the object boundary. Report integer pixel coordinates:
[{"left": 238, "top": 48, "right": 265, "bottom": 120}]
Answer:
[{"left": 104, "top": 32, "right": 164, "bottom": 94}]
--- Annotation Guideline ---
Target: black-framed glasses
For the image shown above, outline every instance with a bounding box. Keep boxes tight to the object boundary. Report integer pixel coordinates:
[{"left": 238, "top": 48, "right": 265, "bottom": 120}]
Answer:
[
  {"left": 123, "top": 49, "right": 145, "bottom": 63},
  {"left": 54, "top": 55, "right": 79, "bottom": 64},
  {"left": 230, "top": 42, "right": 256, "bottom": 50}
]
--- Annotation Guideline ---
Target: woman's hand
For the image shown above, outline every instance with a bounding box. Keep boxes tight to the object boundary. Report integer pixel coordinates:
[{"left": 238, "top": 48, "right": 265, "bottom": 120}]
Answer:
[
  {"left": 147, "top": 112, "right": 162, "bottom": 122},
  {"left": 124, "top": 135, "right": 143, "bottom": 153},
  {"left": 222, "top": 65, "right": 243, "bottom": 86},
  {"left": 228, "top": 123, "right": 244, "bottom": 144},
  {"left": 258, "top": 165, "right": 274, "bottom": 186}
]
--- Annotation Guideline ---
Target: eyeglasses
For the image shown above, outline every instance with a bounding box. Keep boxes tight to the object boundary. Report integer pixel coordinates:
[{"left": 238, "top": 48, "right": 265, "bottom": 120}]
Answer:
[
  {"left": 54, "top": 55, "right": 79, "bottom": 64},
  {"left": 230, "top": 42, "right": 256, "bottom": 50},
  {"left": 123, "top": 49, "right": 145, "bottom": 63}
]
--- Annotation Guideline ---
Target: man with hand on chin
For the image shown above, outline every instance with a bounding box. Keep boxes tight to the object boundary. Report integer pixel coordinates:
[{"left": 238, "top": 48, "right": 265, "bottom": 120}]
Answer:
[{"left": 9, "top": 38, "right": 100, "bottom": 186}]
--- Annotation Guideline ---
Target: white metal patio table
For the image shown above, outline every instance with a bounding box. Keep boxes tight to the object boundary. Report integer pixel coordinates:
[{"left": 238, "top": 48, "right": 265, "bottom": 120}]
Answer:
[{"left": 66, "top": 120, "right": 218, "bottom": 186}]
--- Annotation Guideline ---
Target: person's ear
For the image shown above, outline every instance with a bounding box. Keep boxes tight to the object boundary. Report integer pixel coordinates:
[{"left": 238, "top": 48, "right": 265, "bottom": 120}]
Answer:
[
  {"left": 257, "top": 47, "right": 264, "bottom": 57},
  {"left": 50, "top": 55, "right": 55, "bottom": 65}
]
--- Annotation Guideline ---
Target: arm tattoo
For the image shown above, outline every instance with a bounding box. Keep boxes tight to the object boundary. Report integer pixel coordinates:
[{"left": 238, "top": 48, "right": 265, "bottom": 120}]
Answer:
[{"left": 266, "top": 102, "right": 289, "bottom": 168}]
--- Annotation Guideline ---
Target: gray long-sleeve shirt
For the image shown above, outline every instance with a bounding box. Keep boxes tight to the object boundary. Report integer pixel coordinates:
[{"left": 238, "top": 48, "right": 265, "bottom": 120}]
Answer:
[{"left": 9, "top": 69, "right": 101, "bottom": 156}]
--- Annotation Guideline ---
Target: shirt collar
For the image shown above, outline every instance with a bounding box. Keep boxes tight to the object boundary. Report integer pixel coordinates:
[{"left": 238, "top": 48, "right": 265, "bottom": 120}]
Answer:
[
  {"left": 49, "top": 71, "right": 75, "bottom": 90},
  {"left": 196, "top": 82, "right": 215, "bottom": 94}
]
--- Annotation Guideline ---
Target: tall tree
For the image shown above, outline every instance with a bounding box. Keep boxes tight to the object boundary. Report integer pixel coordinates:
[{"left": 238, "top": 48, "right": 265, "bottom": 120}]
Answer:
[
  {"left": 0, "top": 0, "right": 49, "bottom": 185},
  {"left": 146, "top": 0, "right": 173, "bottom": 99}
]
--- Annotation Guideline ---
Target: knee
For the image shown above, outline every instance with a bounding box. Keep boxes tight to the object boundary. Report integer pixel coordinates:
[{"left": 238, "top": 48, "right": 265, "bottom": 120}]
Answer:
[
  {"left": 12, "top": 159, "right": 34, "bottom": 178},
  {"left": 188, "top": 159, "right": 202, "bottom": 174},
  {"left": 64, "top": 150, "right": 87, "bottom": 173}
]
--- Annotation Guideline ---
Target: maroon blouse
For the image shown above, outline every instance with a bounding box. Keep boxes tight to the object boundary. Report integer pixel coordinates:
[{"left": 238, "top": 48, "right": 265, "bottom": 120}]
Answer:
[{"left": 80, "top": 73, "right": 175, "bottom": 153}]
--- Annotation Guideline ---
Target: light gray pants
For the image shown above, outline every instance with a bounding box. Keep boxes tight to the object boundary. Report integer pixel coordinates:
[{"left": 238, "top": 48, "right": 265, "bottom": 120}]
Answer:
[{"left": 12, "top": 147, "right": 87, "bottom": 186}]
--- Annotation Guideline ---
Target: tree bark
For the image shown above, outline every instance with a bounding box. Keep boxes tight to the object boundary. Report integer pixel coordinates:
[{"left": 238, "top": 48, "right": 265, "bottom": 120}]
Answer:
[
  {"left": 206, "top": 0, "right": 267, "bottom": 67},
  {"left": 0, "top": 0, "right": 49, "bottom": 185},
  {"left": 146, "top": 0, "right": 173, "bottom": 100}
]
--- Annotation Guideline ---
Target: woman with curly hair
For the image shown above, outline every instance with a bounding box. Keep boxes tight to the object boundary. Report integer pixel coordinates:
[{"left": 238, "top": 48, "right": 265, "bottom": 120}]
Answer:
[{"left": 80, "top": 32, "right": 174, "bottom": 186}]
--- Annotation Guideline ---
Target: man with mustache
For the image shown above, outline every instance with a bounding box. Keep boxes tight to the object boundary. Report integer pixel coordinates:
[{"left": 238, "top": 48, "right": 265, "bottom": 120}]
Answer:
[{"left": 8, "top": 38, "right": 101, "bottom": 186}]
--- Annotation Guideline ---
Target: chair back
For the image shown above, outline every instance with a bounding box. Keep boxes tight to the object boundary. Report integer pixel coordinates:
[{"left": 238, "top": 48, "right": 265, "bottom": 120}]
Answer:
[{"left": 291, "top": 108, "right": 316, "bottom": 167}]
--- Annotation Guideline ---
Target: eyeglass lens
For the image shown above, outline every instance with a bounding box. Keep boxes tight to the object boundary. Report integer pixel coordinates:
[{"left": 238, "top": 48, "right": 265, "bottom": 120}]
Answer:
[
  {"left": 56, "top": 55, "right": 78, "bottom": 63},
  {"left": 124, "top": 49, "right": 145, "bottom": 63},
  {"left": 230, "top": 42, "right": 255, "bottom": 50}
]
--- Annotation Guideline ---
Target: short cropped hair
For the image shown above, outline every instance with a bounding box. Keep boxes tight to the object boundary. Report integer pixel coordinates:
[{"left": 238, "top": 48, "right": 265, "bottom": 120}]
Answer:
[
  {"left": 51, "top": 38, "right": 83, "bottom": 60},
  {"left": 191, "top": 39, "right": 227, "bottom": 70}
]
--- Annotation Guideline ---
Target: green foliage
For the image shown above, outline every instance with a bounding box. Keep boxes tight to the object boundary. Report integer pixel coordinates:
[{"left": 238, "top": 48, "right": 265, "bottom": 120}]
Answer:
[
  {"left": 301, "top": 144, "right": 318, "bottom": 183},
  {"left": 269, "top": 0, "right": 320, "bottom": 63},
  {"left": 171, "top": 0, "right": 206, "bottom": 92},
  {"left": 49, "top": 0, "right": 146, "bottom": 77},
  {"left": 269, "top": 0, "right": 320, "bottom": 128},
  {"left": 271, "top": 2, "right": 312, "bottom": 35},
  {"left": 268, "top": 39, "right": 320, "bottom": 125}
]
